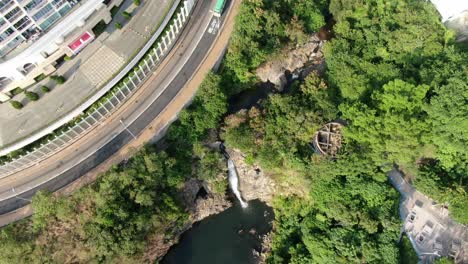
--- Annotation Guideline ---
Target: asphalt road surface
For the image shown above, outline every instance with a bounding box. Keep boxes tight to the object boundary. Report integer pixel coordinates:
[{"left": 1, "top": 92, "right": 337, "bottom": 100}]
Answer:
[{"left": 0, "top": 0, "right": 228, "bottom": 215}]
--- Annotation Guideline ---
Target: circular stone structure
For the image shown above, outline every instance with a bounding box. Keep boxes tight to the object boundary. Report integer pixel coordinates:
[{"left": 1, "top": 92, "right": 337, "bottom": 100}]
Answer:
[{"left": 312, "top": 122, "right": 343, "bottom": 157}]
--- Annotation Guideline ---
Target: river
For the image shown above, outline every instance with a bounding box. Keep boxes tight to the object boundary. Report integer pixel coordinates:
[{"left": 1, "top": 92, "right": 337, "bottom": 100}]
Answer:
[{"left": 161, "top": 199, "right": 274, "bottom": 264}]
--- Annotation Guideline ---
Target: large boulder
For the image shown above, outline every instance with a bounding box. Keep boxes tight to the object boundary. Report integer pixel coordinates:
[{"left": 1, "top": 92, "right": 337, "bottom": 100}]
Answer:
[{"left": 256, "top": 35, "right": 324, "bottom": 90}]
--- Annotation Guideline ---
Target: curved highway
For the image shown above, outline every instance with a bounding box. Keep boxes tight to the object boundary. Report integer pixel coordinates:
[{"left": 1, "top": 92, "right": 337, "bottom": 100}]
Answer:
[{"left": 0, "top": 0, "right": 231, "bottom": 215}]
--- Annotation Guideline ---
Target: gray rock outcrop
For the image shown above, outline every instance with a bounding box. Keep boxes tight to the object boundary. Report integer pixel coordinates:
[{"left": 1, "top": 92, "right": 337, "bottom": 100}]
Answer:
[
  {"left": 227, "top": 148, "right": 276, "bottom": 205},
  {"left": 256, "top": 34, "right": 324, "bottom": 90}
]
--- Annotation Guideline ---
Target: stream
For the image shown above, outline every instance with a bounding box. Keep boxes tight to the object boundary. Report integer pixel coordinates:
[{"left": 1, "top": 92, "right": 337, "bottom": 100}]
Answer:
[
  {"left": 162, "top": 78, "right": 281, "bottom": 263},
  {"left": 161, "top": 200, "right": 274, "bottom": 264}
]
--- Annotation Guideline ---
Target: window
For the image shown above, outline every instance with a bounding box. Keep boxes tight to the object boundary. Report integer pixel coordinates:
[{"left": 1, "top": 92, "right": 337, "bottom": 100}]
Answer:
[
  {"left": 14, "top": 16, "right": 31, "bottom": 31},
  {"left": 24, "top": 0, "right": 46, "bottom": 12},
  {"left": 32, "top": 3, "right": 53, "bottom": 21},
  {"left": 0, "top": 0, "right": 15, "bottom": 13},
  {"left": 5, "top": 7, "right": 24, "bottom": 22},
  {"left": 38, "top": 12, "right": 60, "bottom": 30},
  {"left": 57, "top": 3, "right": 71, "bottom": 16},
  {"left": 0, "top": 27, "right": 14, "bottom": 42}
]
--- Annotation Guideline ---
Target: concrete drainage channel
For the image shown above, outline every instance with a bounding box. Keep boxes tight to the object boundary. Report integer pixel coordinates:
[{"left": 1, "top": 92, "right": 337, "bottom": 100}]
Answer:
[{"left": 0, "top": 0, "right": 196, "bottom": 177}]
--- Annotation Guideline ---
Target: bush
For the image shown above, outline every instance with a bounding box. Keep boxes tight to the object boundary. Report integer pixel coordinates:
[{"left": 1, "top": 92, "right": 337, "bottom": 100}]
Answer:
[
  {"left": 25, "top": 91, "right": 39, "bottom": 101},
  {"left": 115, "top": 22, "right": 122, "bottom": 29},
  {"left": 50, "top": 75, "right": 66, "bottom": 84},
  {"left": 10, "top": 100, "right": 23, "bottom": 109},
  {"left": 110, "top": 6, "right": 120, "bottom": 18},
  {"left": 41, "top": 86, "right": 50, "bottom": 93},
  {"left": 122, "top": 11, "right": 132, "bottom": 20},
  {"left": 34, "top": 74, "right": 46, "bottom": 82},
  {"left": 92, "top": 20, "right": 107, "bottom": 37},
  {"left": 9, "top": 87, "right": 23, "bottom": 96},
  {"left": 64, "top": 55, "right": 71, "bottom": 61},
  {"left": 133, "top": 0, "right": 141, "bottom": 6}
]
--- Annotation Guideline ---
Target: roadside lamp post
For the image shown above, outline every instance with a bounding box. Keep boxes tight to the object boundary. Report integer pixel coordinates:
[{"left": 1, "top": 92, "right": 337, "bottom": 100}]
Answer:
[
  {"left": 119, "top": 119, "right": 137, "bottom": 140},
  {"left": 11, "top": 187, "right": 32, "bottom": 202}
]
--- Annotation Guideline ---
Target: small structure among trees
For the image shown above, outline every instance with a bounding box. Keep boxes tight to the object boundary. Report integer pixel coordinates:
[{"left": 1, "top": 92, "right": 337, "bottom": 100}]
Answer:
[{"left": 312, "top": 122, "right": 343, "bottom": 157}]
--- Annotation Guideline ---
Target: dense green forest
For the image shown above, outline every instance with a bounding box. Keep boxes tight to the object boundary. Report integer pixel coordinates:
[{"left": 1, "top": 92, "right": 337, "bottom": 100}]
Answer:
[
  {"left": 0, "top": 75, "right": 228, "bottom": 263},
  {"left": 1, "top": 0, "right": 466, "bottom": 263},
  {"left": 222, "top": 0, "right": 467, "bottom": 263},
  {"left": 0, "top": 147, "right": 189, "bottom": 262}
]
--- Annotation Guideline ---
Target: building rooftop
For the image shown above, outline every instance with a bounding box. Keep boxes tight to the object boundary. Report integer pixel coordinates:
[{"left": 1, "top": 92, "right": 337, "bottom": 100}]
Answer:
[{"left": 430, "top": 0, "right": 468, "bottom": 21}]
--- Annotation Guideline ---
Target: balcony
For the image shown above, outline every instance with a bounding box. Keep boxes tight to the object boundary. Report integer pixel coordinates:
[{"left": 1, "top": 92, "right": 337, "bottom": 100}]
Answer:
[
  {"left": 23, "top": 0, "right": 48, "bottom": 14},
  {"left": 0, "top": 1, "right": 15, "bottom": 14},
  {"left": 6, "top": 11, "right": 25, "bottom": 24},
  {"left": 14, "top": 18, "right": 32, "bottom": 31},
  {"left": 0, "top": 20, "right": 7, "bottom": 32},
  {"left": 0, "top": 31, "right": 18, "bottom": 45},
  {"left": 52, "top": 0, "right": 68, "bottom": 9}
]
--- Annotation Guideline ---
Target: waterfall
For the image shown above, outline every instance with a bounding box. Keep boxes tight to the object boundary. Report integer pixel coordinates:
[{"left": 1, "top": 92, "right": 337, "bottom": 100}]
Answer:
[{"left": 227, "top": 159, "right": 248, "bottom": 208}]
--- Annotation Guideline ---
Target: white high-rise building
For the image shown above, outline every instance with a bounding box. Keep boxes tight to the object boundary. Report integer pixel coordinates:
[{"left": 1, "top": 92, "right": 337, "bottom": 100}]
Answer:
[
  {"left": 0, "top": 0, "right": 75, "bottom": 57},
  {"left": 0, "top": 0, "right": 122, "bottom": 102}
]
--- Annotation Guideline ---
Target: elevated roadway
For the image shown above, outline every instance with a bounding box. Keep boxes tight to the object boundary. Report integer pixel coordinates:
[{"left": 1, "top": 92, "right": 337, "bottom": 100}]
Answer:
[{"left": 0, "top": 0, "right": 234, "bottom": 216}]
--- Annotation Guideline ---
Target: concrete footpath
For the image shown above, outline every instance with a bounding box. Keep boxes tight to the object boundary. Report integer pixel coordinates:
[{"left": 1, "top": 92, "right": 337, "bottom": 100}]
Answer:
[
  {"left": 0, "top": 0, "right": 241, "bottom": 227},
  {"left": 0, "top": 0, "right": 172, "bottom": 148}
]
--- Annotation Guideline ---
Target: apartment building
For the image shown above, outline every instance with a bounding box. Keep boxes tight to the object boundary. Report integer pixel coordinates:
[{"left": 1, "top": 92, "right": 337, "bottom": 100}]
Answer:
[
  {"left": 0, "top": 0, "right": 76, "bottom": 58},
  {"left": 0, "top": 0, "right": 123, "bottom": 102}
]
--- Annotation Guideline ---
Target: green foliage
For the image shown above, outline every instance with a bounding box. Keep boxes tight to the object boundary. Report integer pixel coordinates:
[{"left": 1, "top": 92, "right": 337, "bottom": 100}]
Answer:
[
  {"left": 31, "top": 191, "right": 56, "bottom": 231},
  {"left": 413, "top": 162, "right": 468, "bottom": 224},
  {"left": 122, "top": 11, "right": 132, "bottom": 20},
  {"left": 2, "top": 146, "right": 189, "bottom": 262},
  {"left": 115, "top": 22, "right": 122, "bottom": 29},
  {"left": 9, "top": 87, "right": 23, "bottom": 96},
  {"left": 168, "top": 72, "right": 227, "bottom": 143},
  {"left": 1, "top": 1, "right": 465, "bottom": 264},
  {"left": 193, "top": 143, "right": 224, "bottom": 181},
  {"left": 425, "top": 77, "right": 468, "bottom": 170},
  {"left": 435, "top": 257, "right": 455, "bottom": 264},
  {"left": 223, "top": 122, "right": 256, "bottom": 153},
  {"left": 64, "top": 55, "right": 71, "bottom": 61},
  {"left": 341, "top": 79, "right": 430, "bottom": 167},
  {"left": 223, "top": 73, "right": 337, "bottom": 170},
  {"left": 34, "top": 74, "right": 46, "bottom": 82},
  {"left": 133, "top": 0, "right": 141, "bottom": 6},
  {"left": 399, "top": 235, "right": 418, "bottom": 264},
  {"left": 85, "top": 148, "right": 187, "bottom": 258},
  {"left": 326, "top": 0, "right": 445, "bottom": 101},
  {"left": 31, "top": 191, "right": 74, "bottom": 231},
  {"left": 324, "top": 0, "right": 467, "bottom": 218},
  {"left": 9, "top": 100, "right": 23, "bottom": 109},
  {"left": 50, "top": 75, "right": 66, "bottom": 84},
  {"left": 0, "top": 221, "right": 35, "bottom": 263},
  {"left": 288, "top": 0, "right": 328, "bottom": 33},
  {"left": 224, "top": 0, "right": 326, "bottom": 84},
  {"left": 268, "top": 171, "right": 401, "bottom": 264},
  {"left": 25, "top": 91, "right": 39, "bottom": 101},
  {"left": 92, "top": 20, "right": 108, "bottom": 36},
  {"left": 40, "top": 86, "right": 50, "bottom": 93}
]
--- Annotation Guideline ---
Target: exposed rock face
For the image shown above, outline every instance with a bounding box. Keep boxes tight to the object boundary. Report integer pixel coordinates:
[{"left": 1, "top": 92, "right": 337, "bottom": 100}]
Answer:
[
  {"left": 182, "top": 178, "right": 231, "bottom": 222},
  {"left": 444, "top": 10, "right": 468, "bottom": 42},
  {"left": 256, "top": 34, "right": 325, "bottom": 90},
  {"left": 227, "top": 148, "right": 276, "bottom": 205}
]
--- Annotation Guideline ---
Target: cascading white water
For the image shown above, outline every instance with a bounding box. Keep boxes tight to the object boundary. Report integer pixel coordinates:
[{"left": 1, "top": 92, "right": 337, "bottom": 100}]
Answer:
[
  {"left": 291, "top": 72, "right": 300, "bottom": 80},
  {"left": 227, "top": 159, "right": 248, "bottom": 208}
]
